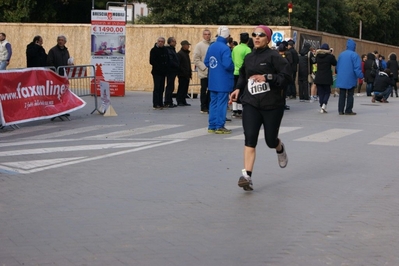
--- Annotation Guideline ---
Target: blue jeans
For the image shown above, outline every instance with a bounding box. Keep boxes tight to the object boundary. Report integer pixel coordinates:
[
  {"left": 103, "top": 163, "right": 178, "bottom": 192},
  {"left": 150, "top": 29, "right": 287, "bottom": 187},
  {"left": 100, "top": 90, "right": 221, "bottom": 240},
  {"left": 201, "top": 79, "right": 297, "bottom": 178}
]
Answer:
[
  {"left": 208, "top": 91, "right": 229, "bottom": 130},
  {"left": 338, "top": 87, "right": 355, "bottom": 114},
  {"left": 374, "top": 86, "right": 392, "bottom": 101},
  {"left": 0, "top": 60, "right": 7, "bottom": 70},
  {"left": 366, "top": 82, "right": 373, "bottom": 96}
]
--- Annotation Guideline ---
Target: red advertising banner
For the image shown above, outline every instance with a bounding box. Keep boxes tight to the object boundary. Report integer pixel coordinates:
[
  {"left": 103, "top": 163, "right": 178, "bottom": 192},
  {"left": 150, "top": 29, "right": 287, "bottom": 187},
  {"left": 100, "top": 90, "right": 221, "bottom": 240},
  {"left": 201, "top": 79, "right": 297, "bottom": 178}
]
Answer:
[{"left": 0, "top": 68, "right": 86, "bottom": 126}]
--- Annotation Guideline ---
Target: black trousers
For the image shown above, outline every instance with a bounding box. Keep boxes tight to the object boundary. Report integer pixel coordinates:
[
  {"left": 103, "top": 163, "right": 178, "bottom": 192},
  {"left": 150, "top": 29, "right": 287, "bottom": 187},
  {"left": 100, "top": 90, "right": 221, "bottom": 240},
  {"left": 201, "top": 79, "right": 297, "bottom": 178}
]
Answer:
[
  {"left": 177, "top": 76, "right": 190, "bottom": 104},
  {"left": 152, "top": 74, "right": 165, "bottom": 107},
  {"left": 200, "top": 78, "right": 210, "bottom": 110}
]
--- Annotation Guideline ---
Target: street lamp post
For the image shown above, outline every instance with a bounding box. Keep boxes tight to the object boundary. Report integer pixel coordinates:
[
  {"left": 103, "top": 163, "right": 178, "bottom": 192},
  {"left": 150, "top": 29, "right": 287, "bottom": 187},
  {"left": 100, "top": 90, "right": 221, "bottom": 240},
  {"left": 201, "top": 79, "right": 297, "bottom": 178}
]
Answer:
[{"left": 288, "top": 2, "right": 293, "bottom": 26}]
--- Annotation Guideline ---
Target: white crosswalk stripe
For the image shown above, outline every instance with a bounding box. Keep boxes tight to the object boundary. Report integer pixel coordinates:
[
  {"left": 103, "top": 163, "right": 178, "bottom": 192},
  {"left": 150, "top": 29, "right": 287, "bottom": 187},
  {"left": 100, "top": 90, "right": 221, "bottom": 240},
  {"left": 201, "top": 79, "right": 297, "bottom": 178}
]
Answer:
[
  {"left": 369, "top": 132, "right": 399, "bottom": 146},
  {"left": 294, "top": 129, "right": 362, "bottom": 142}
]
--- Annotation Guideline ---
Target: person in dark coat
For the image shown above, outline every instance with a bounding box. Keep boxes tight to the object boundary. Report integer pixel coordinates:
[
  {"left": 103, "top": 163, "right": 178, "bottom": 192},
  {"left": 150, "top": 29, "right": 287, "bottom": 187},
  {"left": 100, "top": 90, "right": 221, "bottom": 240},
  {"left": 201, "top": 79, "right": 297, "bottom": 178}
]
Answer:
[
  {"left": 164, "top": 37, "right": 179, "bottom": 108},
  {"left": 47, "top": 35, "right": 72, "bottom": 75},
  {"left": 314, "top": 43, "right": 337, "bottom": 113},
  {"left": 287, "top": 39, "right": 299, "bottom": 99},
  {"left": 364, "top": 53, "right": 378, "bottom": 96},
  {"left": 176, "top": 40, "right": 192, "bottom": 106},
  {"left": 298, "top": 43, "right": 313, "bottom": 101},
  {"left": 149, "top": 37, "right": 168, "bottom": 109},
  {"left": 26, "top": 35, "right": 47, "bottom": 67},
  {"left": 387, "top": 53, "right": 398, "bottom": 97},
  {"left": 372, "top": 68, "right": 395, "bottom": 103}
]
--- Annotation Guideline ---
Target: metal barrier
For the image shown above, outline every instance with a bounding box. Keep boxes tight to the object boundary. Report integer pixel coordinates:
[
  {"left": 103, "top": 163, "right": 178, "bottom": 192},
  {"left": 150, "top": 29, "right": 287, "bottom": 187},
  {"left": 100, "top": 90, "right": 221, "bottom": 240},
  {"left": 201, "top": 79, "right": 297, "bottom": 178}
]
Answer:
[{"left": 57, "top": 65, "right": 100, "bottom": 115}]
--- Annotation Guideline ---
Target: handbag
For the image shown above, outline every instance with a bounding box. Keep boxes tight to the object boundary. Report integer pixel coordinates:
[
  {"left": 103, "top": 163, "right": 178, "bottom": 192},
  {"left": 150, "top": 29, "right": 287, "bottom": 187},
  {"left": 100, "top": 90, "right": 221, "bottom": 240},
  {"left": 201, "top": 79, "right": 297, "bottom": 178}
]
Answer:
[{"left": 308, "top": 73, "right": 315, "bottom": 83}]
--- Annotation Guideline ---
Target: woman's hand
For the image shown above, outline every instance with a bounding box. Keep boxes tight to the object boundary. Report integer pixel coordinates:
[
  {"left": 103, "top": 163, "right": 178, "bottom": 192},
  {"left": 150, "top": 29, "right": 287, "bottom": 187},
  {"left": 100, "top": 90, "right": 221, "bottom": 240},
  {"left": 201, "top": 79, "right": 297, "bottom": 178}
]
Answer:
[
  {"left": 229, "top": 89, "right": 240, "bottom": 104},
  {"left": 249, "top": 74, "right": 267, "bottom": 83}
]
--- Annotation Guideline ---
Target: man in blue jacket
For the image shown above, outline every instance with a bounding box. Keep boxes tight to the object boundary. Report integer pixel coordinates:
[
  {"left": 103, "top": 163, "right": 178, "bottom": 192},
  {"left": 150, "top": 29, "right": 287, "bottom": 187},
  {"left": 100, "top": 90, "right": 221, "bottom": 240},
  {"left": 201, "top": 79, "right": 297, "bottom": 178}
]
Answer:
[
  {"left": 336, "top": 39, "right": 363, "bottom": 115},
  {"left": 204, "top": 26, "right": 235, "bottom": 134}
]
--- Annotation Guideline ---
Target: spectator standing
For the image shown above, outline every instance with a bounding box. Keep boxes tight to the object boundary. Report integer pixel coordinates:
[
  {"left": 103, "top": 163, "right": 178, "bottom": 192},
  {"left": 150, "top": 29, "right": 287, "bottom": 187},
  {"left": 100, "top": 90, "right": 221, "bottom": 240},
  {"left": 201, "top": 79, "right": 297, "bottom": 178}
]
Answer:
[
  {"left": 335, "top": 39, "right": 363, "bottom": 115},
  {"left": 387, "top": 53, "right": 398, "bottom": 97},
  {"left": 314, "top": 43, "right": 337, "bottom": 113},
  {"left": 164, "top": 37, "right": 179, "bottom": 108},
  {"left": 0, "top": 32, "right": 12, "bottom": 70},
  {"left": 149, "top": 37, "right": 168, "bottom": 109},
  {"left": 230, "top": 25, "right": 291, "bottom": 191},
  {"left": 357, "top": 54, "right": 367, "bottom": 95},
  {"left": 204, "top": 26, "right": 234, "bottom": 134},
  {"left": 193, "top": 29, "right": 211, "bottom": 114},
  {"left": 298, "top": 43, "right": 312, "bottom": 101},
  {"left": 176, "top": 40, "right": 192, "bottom": 106},
  {"left": 277, "top": 41, "right": 292, "bottom": 110},
  {"left": 26, "top": 35, "right": 48, "bottom": 67},
  {"left": 47, "top": 35, "right": 72, "bottom": 75},
  {"left": 231, "top": 32, "right": 251, "bottom": 118},
  {"left": 287, "top": 39, "right": 299, "bottom": 99},
  {"left": 364, "top": 53, "right": 378, "bottom": 96}
]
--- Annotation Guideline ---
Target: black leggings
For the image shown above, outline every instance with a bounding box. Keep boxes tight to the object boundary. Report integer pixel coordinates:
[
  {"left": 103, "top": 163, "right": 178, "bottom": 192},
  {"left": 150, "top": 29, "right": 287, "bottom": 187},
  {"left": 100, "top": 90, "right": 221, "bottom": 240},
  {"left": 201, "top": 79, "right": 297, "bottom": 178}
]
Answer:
[{"left": 242, "top": 104, "right": 284, "bottom": 148}]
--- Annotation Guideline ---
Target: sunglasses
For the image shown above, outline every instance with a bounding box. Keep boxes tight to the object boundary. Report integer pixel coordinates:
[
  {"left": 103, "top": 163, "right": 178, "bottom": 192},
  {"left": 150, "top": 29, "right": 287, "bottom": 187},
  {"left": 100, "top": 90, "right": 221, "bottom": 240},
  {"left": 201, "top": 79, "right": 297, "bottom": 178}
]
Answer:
[{"left": 252, "top": 32, "right": 267, "bottom": 38}]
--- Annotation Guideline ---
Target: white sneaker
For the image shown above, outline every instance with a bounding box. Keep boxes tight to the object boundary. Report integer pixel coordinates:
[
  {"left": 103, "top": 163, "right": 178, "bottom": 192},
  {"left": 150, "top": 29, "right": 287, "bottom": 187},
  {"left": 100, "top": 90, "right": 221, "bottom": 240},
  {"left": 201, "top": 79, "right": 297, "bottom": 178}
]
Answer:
[
  {"left": 321, "top": 104, "right": 327, "bottom": 113},
  {"left": 277, "top": 143, "right": 288, "bottom": 168},
  {"left": 309, "top": 97, "right": 314, "bottom": 103}
]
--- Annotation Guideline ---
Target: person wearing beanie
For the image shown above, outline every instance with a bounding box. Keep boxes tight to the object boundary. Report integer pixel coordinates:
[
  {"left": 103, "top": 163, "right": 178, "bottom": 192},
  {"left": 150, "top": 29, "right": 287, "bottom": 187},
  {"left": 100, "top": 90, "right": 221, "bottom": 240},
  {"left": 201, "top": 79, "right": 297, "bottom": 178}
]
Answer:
[
  {"left": 335, "top": 39, "right": 363, "bottom": 115},
  {"left": 204, "top": 25, "right": 235, "bottom": 134},
  {"left": 313, "top": 43, "right": 337, "bottom": 113},
  {"left": 231, "top": 32, "right": 251, "bottom": 118},
  {"left": 230, "top": 25, "right": 292, "bottom": 191}
]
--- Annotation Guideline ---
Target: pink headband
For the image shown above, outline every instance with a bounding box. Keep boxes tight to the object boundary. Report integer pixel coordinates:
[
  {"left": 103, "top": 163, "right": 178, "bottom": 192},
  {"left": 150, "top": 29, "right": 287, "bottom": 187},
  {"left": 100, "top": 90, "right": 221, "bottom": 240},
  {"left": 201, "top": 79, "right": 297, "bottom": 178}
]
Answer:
[{"left": 255, "top": 25, "right": 272, "bottom": 41}]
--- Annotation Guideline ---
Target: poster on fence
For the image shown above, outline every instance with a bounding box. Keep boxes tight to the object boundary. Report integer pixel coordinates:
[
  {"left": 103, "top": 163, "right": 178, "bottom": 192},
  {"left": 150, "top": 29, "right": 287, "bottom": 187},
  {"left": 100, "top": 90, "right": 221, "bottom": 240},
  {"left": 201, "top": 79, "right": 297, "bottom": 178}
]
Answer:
[
  {"left": 0, "top": 68, "right": 86, "bottom": 126},
  {"left": 90, "top": 9, "right": 126, "bottom": 97}
]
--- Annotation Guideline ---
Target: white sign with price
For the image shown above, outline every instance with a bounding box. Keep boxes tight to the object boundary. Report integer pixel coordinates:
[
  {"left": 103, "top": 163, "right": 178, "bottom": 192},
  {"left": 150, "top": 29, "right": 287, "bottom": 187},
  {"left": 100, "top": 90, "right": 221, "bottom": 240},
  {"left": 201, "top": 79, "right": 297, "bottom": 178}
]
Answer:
[{"left": 91, "top": 25, "right": 125, "bottom": 35}]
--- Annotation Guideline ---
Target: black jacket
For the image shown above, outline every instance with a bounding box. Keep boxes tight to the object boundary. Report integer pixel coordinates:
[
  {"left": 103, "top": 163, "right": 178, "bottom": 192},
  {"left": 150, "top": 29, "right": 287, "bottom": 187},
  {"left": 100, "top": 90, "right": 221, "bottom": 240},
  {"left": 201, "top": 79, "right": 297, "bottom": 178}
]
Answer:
[
  {"left": 166, "top": 46, "right": 179, "bottom": 74},
  {"left": 364, "top": 53, "right": 377, "bottom": 83},
  {"left": 373, "top": 71, "right": 395, "bottom": 92},
  {"left": 177, "top": 49, "right": 192, "bottom": 79},
  {"left": 314, "top": 49, "right": 337, "bottom": 85},
  {"left": 26, "top": 42, "right": 47, "bottom": 67},
  {"left": 47, "top": 45, "right": 70, "bottom": 75},
  {"left": 149, "top": 43, "right": 168, "bottom": 75},
  {"left": 387, "top": 53, "right": 398, "bottom": 80},
  {"left": 236, "top": 47, "right": 292, "bottom": 110},
  {"left": 287, "top": 47, "right": 299, "bottom": 73}
]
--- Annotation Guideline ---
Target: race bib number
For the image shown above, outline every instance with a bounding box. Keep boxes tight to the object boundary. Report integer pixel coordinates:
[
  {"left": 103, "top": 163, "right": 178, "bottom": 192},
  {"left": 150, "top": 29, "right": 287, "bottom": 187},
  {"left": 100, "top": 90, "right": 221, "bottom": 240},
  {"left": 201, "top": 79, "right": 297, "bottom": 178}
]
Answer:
[{"left": 247, "top": 79, "right": 271, "bottom": 95}]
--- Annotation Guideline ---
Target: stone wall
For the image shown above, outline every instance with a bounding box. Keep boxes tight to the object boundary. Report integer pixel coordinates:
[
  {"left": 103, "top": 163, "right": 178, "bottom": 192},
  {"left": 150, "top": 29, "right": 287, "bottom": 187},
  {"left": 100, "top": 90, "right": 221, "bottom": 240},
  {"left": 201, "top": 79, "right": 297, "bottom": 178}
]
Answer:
[{"left": 1, "top": 23, "right": 398, "bottom": 93}]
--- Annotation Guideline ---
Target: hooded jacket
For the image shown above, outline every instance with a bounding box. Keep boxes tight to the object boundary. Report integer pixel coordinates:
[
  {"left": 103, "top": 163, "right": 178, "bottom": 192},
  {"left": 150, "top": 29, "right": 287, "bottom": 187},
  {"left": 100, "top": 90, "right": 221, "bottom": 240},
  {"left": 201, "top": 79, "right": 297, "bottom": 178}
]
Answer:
[
  {"left": 204, "top": 36, "right": 234, "bottom": 92},
  {"left": 298, "top": 43, "right": 314, "bottom": 81},
  {"left": 335, "top": 39, "right": 363, "bottom": 89},
  {"left": 314, "top": 49, "right": 337, "bottom": 85}
]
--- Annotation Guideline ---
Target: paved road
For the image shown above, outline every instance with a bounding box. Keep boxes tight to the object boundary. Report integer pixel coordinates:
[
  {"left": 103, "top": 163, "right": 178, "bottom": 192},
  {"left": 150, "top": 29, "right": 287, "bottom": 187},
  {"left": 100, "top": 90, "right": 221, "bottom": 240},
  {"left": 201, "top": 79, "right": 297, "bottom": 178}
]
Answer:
[{"left": 1, "top": 92, "right": 399, "bottom": 266}]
